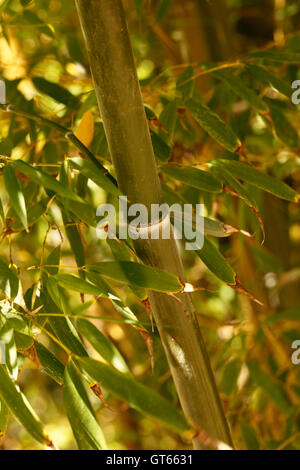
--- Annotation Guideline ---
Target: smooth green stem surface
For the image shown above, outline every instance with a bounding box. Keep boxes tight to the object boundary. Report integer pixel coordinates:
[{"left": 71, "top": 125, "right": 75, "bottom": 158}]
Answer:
[{"left": 75, "top": 0, "right": 233, "bottom": 449}]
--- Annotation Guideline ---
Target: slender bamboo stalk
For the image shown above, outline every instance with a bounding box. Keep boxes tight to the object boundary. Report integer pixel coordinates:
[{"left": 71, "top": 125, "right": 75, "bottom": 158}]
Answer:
[{"left": 75, "top": 0, "right": 232, "bottom": 449}]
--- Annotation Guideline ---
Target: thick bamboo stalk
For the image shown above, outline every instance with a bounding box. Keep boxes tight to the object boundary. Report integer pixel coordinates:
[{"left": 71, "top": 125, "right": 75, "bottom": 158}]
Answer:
[{"left": 75, "top": 0, "right": 232, "bottom": 449}]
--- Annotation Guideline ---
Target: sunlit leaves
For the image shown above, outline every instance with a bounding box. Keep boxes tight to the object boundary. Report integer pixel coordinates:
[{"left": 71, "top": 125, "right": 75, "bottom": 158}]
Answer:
[
  {"left": 35, "top": 342, "right": 65, "bottom": 385},
  {"left": 86, "top": 261, "right": 183, "bottom": 293},
  {"left": 77, "top": 319, "right": 129, "bottom": 373},
  {"left": 3, "top": 165, "right": 28, "bottom": 231},
  {"left": 0, "top": 365, "right": 53, "bottom": 447},
  {"left": 11, "top": 198, "right": 47, "bottom": 232},
  {"left": 0, "top": 259, "right": 19, "bottom": 300},
  {"left": 0, "top": 326, "right": 18, "bottom": 380},
  {"left": 69, "top": 156, "right": 121, "bottom": 197},
  {"left": 53, "top": 273, "right": 111, "bottom": 298},
  {"left": 32, "top": 78, "right": 78, "bottom": 109},
  {"left": 12, "top": 160, "right": 82, "bottom": 202},
  {"left": 63, "top": 362, "right": 106, "bottom": 450}
]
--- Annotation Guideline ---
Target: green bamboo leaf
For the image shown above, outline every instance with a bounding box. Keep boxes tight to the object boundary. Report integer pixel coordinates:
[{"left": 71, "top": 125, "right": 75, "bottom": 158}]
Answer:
[
  {"left": 32, "top": 78, "right": 78, "bottom": 109},
  {"left": 218, "top": 159, "right": 299, "bottom": 202},
  {"left": 155, "top": 0, "right": 173, "bottom": 22},
  {"left": 162, "top": 165, "right": 222, "bottom": 193},
  {"left": 14, "top": 331, "right": 33, "bottom": 350},
  {"left": 245, "top": 64, "right": 291, "bottom": 98},
  {"left": 213, "top": 70, "right": 268, "bottom": 112},
  {"left": 3, "top": 165, "right": 28, "bottom": 230},
  {"left": 86, "top": 261, "right": 183, "bottom": 293},
  {"left": 45, "top": 245, "right": 61, "bottom": 276},
  {"left": 243, "top": 48, "right": 300, "bottom": 63},
  {"left": 23, "top": 11, "right": 54, "bottom": 38},
  {"left": 220, "top": 359, "right": 242, "bottom": 396},
  {"left": 69, "top": 157, "right": 121, "bottom": 197},
  {"left": 58, "top": 158, "right": 87, "bottom": 278},
  {"left": 77, "top": 319, "right": 129, "bottom": 373},
  {"left": 196, "top": 237, "right": 236, "bottom": 284},
  {"left": 106, "top": 237, "right": 132, "bottom": 262},
  {"left": 0, "top": 137, "right": 13, "bottom": 156},
  {"left": 1, "top": 303, "right": 30, "bottom": 336},
  {"left": 186, "top": 97, "right": 241, "bottom": 152},
  {"left": 150, "top": 130, "right": 171, "bottom": 162},
  {"left": 12, "top": 160, "right": 83, "bottom": 202},
  {"left": 35, "top": 341, "right": 65, "bottom": 385},
  {"left": 106, "top": 239, "right": 147, "bottom": 300},
  {"left": 11, "top": 198, "right": 48, "bottom": 231},
  {"left": 0, "top": 326, "right": 18, "bottom": 380},
  {"left": 47, "top": 316, "right": 87, "bottom": 357},
  {"left": 64, "top": 199, "right": 98, "bottom": 227},
  {"left": 176, "top": 66, "right": 195, "bottom": 101},
  {"left": 0, "top": 197, "right": 5, "bottom": 225},
  {"left": 210, "top": 162, "right": 258, "bottom": 209},
  {"left": 0, "top": 258, "right": 19, "bottom": 300},
  {"left": 269, "top": 104, "right": 299, "bottom": 149},
  {"left": 61, "top": 210, "right": 86, "bottom": 279},
  {"left": 159, "top": 99, "right": 178, "bottom": 141},
  {"left": 167, "top": 191, "right": 242, "bottom": 238},
  {"left": 86, "top": 271, "right": 141, "bottom": 325},
  {"left": 241, "top": 421, "right": 260, "bottom": 450},
  {"left": 40, "top": 289, "right": 88, "bottom": 357},
  {"left": 53, "top": 274, "right": 112, "bottom": 298},
  {"left": 247, "top": 361, "right": 290, "bottom": 412},
  {"left": 73, "top": 300, "right": 95, "bottom": 315},
  {"left": 92, "top": 122, "right": 108, "bottom": 156},
  {"left": 203, "top": 218, "right": 237, "bottom": 238},
  {"left": 0, "top": 365, "right": 53, "bottom": 447},
  {"left": 171, "top": 205, "right": 240, "bottom": 238},
  {"left": 63, "top": 363, "right": 106, "bottom": 450},
  {"left": 46, "top": 276, "right": 66, "bottom": 313},
  {"left": 78, "top": 357, "right": 188, "bottom": 432},
  {"left": 0, "top": 399, "right": 9, "bottom": 438}
]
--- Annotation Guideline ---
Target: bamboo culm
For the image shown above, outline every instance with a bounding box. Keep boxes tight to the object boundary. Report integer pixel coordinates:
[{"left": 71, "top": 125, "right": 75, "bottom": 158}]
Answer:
[{"left": 75, "top": 0, "right": 233, "bottom": 449}]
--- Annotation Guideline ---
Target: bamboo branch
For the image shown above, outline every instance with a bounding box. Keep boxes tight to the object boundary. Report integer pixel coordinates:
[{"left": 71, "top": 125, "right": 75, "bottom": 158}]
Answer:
[{"left": 75, "top": 0, "right": 233, "bottom": 449}]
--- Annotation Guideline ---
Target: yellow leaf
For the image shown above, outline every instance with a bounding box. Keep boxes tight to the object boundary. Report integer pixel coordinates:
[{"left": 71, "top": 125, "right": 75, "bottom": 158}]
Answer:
[{"left": 76, "top": 110, "right": 94, "bottom": 148}]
